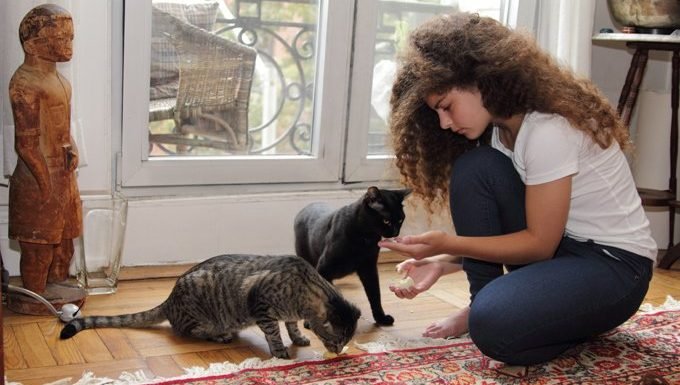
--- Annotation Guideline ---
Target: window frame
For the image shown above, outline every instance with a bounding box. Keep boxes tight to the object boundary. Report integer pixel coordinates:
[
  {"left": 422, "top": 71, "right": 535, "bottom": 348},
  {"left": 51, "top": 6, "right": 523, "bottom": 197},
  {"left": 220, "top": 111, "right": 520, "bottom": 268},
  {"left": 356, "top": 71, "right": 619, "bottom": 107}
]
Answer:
[
  {"left": 120, "top": 0, "right": 355, "bottom": 188},
  {"left": 343, "top": 0, "right": 398, "bottom": 183},
  {"left": 344, "top": 0, "right": 513, "bottom": 183}
]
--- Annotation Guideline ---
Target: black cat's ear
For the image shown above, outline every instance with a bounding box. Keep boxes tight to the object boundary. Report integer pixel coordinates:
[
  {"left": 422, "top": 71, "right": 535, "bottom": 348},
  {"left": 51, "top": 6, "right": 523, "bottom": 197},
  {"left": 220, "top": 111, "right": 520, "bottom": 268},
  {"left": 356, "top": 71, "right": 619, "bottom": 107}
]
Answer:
[
  {"left": 364, "top": 186, "right": 384, "bottom": 211},
  {"left": 366, "top": 186, "right": 381, "bottom": 199},
  {"left": 400, "top": 188, "right": 412, "bottom": 198}
]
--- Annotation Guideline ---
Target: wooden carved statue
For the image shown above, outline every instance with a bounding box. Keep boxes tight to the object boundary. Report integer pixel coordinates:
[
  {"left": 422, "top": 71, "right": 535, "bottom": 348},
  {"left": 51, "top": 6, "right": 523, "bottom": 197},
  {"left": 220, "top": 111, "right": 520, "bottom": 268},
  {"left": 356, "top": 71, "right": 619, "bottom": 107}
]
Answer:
[{"left": 8, "top": 4, "right": 82, "bottom": 301}]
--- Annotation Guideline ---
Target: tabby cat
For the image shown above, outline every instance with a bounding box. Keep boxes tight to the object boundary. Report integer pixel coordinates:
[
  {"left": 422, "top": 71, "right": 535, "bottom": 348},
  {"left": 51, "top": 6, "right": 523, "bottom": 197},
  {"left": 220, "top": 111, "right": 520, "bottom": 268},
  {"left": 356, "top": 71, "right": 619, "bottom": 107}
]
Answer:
[
  {"left": 294, "top": 186, "right": 411, "bottom": 326},
  {"left": 60, "top": 254, "right": 361, "bottom": 359}
]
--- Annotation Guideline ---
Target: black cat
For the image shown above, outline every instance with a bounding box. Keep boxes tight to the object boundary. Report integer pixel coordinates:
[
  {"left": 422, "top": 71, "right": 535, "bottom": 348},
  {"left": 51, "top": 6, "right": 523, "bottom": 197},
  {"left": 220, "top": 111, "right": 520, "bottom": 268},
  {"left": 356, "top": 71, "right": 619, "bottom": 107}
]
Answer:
[{"left": 294, "top": 186, "right": 411, "bottom": 326}]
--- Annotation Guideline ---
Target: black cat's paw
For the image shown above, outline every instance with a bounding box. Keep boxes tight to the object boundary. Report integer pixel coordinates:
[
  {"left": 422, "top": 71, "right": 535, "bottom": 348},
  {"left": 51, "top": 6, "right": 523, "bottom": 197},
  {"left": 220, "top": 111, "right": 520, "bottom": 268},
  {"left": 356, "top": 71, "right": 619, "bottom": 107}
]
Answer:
[
  {"left": 374, "top": 314, "right": 394, "bottom": 326},
  {"left": 303, "top": 320, "right": 311, "bottom": 329}
]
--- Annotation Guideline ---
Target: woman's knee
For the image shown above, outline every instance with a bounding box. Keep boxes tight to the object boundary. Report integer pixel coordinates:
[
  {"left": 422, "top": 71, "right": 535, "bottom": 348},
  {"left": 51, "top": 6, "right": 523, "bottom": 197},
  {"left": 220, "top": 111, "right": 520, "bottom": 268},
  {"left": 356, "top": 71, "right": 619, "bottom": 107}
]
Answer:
[
  {"left": 449, "top": 146, "right": 524, "bottom": 232},
  {"left": 449, "top": 146, "right": 517, "bottom": 200},
  {"left": 468, "top": 306, "right": 542, "bottom": 365},
  {"left": 451, "top": 146, "right": 506, "bottom": 182}
]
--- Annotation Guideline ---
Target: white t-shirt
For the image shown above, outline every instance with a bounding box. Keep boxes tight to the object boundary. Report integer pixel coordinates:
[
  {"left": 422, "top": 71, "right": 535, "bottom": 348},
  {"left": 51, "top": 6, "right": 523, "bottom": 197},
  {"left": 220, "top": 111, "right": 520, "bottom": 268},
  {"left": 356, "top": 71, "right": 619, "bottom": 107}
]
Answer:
[{"left": 491, "top": 112, "right": 657, "bottom": 261}]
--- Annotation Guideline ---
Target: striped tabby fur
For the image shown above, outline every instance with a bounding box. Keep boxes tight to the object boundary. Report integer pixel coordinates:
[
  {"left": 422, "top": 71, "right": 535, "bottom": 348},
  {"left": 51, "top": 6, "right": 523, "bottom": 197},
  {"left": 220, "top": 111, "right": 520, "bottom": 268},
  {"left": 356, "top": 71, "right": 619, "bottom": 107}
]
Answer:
[{"left": 60, "top": 254, "right": 361, "bottom": 359}]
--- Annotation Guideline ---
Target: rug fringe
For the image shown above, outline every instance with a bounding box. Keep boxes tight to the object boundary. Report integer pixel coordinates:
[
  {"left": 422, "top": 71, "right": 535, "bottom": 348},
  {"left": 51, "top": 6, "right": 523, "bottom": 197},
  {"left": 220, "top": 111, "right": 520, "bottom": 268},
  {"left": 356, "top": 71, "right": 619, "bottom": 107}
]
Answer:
[
  {"left": 182, "top": 357, "right": 292, "bottom": 378},
  {"left": 56, "top": 357, "right": 295, "bottom": 385},
  {"left": 639, "top": 295, "right": 680, "bottom": 313},
  {"left": 354, "top": 332, "right": 467, "bottom": 354}
]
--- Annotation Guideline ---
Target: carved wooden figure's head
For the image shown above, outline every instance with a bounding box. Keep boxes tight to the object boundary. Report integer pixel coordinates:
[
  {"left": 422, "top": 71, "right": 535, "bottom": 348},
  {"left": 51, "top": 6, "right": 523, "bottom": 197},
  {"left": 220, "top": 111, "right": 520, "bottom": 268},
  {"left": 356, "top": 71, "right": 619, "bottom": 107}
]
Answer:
[{"left": 19, "top": 4, "right": 74, "bottom": 63}]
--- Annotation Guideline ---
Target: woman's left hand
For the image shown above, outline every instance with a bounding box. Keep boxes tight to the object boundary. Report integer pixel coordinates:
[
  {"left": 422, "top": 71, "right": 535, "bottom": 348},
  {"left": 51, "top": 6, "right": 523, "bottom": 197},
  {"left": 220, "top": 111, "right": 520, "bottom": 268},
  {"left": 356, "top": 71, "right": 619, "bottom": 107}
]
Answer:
[
  {"left": 389, "top": 258, "right": 453, "bottom": 299},
  {"left": 378, "top": 230, "right": 451, "bottom": 260}
]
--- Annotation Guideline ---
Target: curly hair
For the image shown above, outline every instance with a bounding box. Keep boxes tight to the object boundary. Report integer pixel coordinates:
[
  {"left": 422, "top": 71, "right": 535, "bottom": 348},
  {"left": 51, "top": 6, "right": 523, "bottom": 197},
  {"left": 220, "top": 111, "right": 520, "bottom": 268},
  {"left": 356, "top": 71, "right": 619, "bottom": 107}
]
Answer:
[{"left": 390, "top": 13, "right": 629, "bottom": 212}]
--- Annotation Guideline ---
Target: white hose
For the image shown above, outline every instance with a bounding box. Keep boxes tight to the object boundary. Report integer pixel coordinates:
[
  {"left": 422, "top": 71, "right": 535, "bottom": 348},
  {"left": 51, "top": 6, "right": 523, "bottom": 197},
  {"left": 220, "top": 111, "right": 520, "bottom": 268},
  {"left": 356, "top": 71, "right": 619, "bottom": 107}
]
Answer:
[{"left": 7, "top": 284, "right": 81, "bottom": 322}]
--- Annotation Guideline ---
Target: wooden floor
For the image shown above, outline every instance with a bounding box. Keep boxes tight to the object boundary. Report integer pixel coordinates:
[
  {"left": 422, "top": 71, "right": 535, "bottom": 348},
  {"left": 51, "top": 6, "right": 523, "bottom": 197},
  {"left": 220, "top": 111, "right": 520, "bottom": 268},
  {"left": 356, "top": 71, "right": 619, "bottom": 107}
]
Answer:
[{"left": 3, "top": 258, "right": 680, "bottom": 385}]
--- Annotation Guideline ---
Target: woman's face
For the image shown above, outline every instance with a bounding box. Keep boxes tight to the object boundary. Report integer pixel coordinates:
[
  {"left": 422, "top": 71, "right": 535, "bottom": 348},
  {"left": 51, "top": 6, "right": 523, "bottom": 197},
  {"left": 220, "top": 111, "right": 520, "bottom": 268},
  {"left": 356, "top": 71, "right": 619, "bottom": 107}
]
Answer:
[{"left": 424, "top": 87, "right": 492, "bottom": 140}]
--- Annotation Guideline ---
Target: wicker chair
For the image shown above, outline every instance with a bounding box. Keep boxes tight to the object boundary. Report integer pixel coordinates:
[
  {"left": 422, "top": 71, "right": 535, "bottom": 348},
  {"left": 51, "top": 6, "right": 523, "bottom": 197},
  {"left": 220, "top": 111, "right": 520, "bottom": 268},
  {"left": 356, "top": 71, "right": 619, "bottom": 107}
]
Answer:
[{"left": 148, "top": 9, "right": 257, "bottom": 154}]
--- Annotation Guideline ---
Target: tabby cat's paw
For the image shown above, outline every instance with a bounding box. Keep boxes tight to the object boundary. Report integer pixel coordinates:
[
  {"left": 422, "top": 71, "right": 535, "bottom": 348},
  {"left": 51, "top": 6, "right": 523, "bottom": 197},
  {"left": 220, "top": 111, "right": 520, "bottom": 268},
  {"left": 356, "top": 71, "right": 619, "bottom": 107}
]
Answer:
[
  {"left": 374, "top": 314, "right": 394, "bottom": 326},
  {"left": 292, "top": 335, "right": 311, "bottom": 346},
  {"left": 210, "top": 333, "right": 235, "bottom": 343},
  {"left": 272, "top": 348, "right": 291, "bottom": 359}
]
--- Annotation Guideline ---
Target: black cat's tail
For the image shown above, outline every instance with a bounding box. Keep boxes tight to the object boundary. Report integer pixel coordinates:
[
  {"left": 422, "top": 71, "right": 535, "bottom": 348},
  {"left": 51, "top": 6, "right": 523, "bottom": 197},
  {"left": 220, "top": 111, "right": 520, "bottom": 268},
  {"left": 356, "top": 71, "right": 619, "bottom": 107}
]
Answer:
[{"left": 60, "top": 304, "right": 167, "bottom": 339}]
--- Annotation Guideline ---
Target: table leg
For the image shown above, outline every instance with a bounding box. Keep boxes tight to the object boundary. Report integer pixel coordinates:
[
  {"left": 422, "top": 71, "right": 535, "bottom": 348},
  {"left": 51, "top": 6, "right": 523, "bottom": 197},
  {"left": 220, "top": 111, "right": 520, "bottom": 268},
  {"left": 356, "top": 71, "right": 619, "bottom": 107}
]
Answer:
[
  {"left": 619, "top": 48, "right": 648, "bottom": 127},
  {"left": 618, "top": 49, "right": 643, "bottom": 115},
  {"left": 657, "top": 49, "right": 680, "bottom": 269}
]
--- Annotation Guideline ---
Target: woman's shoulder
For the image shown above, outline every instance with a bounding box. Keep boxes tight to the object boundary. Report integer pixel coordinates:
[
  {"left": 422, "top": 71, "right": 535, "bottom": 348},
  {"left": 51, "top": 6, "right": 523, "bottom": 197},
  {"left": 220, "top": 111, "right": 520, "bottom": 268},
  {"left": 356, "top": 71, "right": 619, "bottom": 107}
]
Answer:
[
  {"left": 522, "top": 112, "right": 584, "bottom": 140},
  {"left": 517, "top": 111, "right": 585, "bottom": 159},
  {"left": 524, "top": 111, "right": 572, "bottom": 129}
]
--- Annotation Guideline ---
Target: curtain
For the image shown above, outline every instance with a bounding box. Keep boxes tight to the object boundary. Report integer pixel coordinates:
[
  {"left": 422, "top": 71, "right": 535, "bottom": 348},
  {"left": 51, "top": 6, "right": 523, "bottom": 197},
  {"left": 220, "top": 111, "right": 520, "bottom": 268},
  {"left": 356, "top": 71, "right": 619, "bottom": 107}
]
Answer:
[
  {"left": 535, "top": 0, "right": 596, "bottom": 77},
  {"left": 512, "top": 0, "right": 596, "bottom": 78}
]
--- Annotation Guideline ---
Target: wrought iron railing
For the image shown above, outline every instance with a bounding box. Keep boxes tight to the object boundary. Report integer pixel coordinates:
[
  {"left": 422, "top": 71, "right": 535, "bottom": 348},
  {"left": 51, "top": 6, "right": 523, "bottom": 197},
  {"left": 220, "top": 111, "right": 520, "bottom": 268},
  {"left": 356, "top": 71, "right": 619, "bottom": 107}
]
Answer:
[{"left": 212, "top": 0, "right": 318, "bottom": 155}]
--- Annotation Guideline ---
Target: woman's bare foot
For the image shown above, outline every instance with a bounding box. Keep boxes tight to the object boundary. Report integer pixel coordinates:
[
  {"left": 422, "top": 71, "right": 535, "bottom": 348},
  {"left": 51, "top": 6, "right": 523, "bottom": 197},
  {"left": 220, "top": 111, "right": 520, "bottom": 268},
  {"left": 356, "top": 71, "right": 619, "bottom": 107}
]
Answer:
[{"left": 422, "top": 306, "right": 470, "bottom": 339}]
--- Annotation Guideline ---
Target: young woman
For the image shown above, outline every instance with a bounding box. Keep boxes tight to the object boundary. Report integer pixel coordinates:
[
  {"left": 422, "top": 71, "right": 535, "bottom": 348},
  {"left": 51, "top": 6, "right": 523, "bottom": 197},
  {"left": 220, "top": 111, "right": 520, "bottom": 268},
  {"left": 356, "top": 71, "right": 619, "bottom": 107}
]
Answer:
[{"left": 379, "top": 12, "right": 657, "bottom": 365}]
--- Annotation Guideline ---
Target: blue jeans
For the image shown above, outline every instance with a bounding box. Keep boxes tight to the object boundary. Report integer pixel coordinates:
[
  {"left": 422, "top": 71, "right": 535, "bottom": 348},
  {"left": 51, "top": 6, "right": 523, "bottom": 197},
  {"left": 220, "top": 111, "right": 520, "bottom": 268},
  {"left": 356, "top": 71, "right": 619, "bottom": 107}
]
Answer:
[{"left": 449, "top": 146, "right": 653, "bottom": 365}]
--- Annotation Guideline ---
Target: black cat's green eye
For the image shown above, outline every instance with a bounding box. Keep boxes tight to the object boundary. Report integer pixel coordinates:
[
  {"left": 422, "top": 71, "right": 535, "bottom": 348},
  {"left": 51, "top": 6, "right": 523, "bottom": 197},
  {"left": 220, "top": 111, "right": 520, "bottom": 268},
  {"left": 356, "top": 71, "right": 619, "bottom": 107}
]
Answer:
[
  {"left": 383, "top": 219, "right": 390, "bottom": 225},
  {"left": 398, "top": 219, "right": 403, "bottom": 223}
]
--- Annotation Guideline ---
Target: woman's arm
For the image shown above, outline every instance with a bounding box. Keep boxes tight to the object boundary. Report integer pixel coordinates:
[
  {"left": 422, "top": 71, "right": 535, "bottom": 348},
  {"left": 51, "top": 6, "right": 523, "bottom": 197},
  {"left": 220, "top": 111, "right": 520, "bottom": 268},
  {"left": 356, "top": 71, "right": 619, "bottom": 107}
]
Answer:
[{"left": 380, "top": 176, "right": 572, "bottom": 265}]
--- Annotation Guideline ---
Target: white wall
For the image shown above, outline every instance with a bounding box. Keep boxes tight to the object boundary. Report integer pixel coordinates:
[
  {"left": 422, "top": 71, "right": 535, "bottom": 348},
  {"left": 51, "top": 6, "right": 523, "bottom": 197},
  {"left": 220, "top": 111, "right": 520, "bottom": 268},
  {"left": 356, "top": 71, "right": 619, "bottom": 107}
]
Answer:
[
  {"left": 0, "top": 1, "right": 674, "bottom": 276},
  {"left": 0, "top": 187, "right": 453, "bottom": 276}
]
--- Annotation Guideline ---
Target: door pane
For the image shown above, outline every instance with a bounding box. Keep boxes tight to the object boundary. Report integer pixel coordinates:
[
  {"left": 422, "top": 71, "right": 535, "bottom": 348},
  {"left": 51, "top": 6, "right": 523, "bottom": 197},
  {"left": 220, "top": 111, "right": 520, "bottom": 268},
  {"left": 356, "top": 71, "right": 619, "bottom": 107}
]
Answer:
[
  {"left": 148, "top": 0, "right": 320, "bottom": 157},
  {"left": 367, "top": 0, "right": 504, "bottom": 156}
]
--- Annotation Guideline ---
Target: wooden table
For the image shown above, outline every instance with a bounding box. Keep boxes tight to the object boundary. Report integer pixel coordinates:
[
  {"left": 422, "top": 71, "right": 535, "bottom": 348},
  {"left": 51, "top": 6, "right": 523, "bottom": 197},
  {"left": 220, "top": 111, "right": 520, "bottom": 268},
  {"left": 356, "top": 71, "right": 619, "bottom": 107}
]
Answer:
[{"left": 592, "top": 32, "right": 680, "bottom": 269}]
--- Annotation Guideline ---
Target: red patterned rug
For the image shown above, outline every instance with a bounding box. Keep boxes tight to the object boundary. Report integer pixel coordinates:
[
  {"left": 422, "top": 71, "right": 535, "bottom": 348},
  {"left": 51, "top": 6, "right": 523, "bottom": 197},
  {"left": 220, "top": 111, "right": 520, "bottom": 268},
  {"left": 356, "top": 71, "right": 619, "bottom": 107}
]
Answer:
[{"left": 71, "top": 297, "right": 680, "bottom": 385}]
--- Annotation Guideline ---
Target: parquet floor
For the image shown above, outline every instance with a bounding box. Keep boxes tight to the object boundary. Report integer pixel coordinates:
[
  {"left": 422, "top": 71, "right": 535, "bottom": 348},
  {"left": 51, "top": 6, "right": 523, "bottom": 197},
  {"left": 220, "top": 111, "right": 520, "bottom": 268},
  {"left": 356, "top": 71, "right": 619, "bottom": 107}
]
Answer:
[{"left": 3, "top": 257, "right": 680, "bottom": 385}]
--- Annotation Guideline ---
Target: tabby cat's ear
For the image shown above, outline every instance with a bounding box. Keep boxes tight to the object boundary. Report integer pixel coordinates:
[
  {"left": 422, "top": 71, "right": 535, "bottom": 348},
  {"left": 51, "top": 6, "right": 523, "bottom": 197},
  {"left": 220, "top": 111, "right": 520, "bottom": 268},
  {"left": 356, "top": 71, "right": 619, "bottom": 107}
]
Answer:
[
  {"left": 350, "top": 304, "right": 361, "bottom": 322},
  {"left": 328, "top": 296, "right": 361, "bottom": 324},
  {"left": 364, "top": 186, "right": 384, "bottom": 211}
]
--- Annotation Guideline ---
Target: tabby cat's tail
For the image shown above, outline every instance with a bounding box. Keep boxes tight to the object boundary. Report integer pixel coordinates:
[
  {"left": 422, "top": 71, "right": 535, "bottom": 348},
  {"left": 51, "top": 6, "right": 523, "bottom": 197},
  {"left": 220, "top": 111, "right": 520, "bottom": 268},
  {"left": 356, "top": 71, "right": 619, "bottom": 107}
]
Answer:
[{"left": 60, "top": 304, "right": 167, "bottom": 339}]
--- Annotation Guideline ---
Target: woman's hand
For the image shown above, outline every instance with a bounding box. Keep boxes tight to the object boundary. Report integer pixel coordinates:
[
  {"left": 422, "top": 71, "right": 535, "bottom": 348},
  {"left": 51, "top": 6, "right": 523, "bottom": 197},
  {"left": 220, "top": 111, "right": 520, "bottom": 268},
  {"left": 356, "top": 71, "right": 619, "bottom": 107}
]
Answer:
[
  {"left": 389, "top": 258, "right": 447, "bottom": 299},
  {"left": 379, "top": 230, "right": 451, "bottom": 260}
]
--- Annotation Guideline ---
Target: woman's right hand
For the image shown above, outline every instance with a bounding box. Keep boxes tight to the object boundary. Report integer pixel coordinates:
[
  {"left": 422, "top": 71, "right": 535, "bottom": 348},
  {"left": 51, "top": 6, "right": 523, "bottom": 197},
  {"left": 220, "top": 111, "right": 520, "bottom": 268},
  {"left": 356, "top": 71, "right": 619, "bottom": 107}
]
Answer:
[
  {"left": 389, "top": 258, "right": 446, "bottom": 299},
  {"left": 378, "top": 230, "right": 451, "bottom": 260}
]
